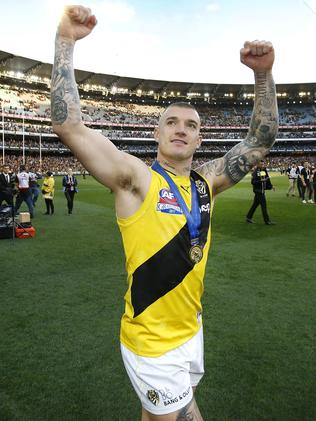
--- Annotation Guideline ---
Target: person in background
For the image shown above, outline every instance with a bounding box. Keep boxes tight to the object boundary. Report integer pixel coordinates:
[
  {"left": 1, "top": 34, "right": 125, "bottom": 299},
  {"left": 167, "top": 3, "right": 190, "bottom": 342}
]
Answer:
[
  {"left": 0, "top": 164, "right": 16, "bottom": 207},
  {"left": 296, "top": 161, "right": 304, "bottom": 199},
  {"left": 286, "top": 162, "right": 297, "bottom": 197},
  {"left": 307, "top": 162, "right": 314, "bottom": 203},
  {"left": 300, "top": 161, "right": 311, "bottom": 204},
  {"left": 312, "top": 165, "right": 316, "bottom": 204},
  {"left": 62, "top": 168, "right": 78, "bottom": 214},
  {"left": 246, "top": 160, "right": 275, "bottom": 225},
  {"left": 29, "top": 166, "right": 42, "bottom": 207},
  {"left": 42, "top": 171, "right": 55, "bottom": 215},
  {"left": 15, "top": 164, "right": 34, "bottom": 218}
]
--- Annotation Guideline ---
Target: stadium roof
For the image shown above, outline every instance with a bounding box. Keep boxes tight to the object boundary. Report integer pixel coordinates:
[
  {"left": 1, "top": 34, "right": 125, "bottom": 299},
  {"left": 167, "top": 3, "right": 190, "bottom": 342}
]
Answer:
[{"left": 1, "top": 50, "right": 316, "bottom": 102}]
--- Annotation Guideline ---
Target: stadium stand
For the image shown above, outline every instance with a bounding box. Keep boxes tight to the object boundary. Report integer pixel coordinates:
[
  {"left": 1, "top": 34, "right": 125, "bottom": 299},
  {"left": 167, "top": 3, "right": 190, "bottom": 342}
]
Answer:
[{"left": 0, "top": 50, "right": 315, "bottom": 173}]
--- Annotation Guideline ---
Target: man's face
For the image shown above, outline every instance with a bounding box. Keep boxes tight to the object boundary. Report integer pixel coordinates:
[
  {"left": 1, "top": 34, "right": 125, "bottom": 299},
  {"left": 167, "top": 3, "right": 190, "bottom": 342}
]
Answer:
[
  {"left": 304, "top": 161, "right": 309, "bottom": 169},
  {"left": 154, "top": 106, "right": 202, "bottom": 162},
  {"left": 3, "top": 166, "right": 10, "bottom": 174}
]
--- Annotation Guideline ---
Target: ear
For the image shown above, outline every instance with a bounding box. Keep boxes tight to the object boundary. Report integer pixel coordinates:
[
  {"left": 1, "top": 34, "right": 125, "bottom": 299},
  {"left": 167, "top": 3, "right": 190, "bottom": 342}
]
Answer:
[
  {"left": 196, "top": 135, "right": 202, "bottom": 149},
  {"left": 154, "top": 126, "right": 159, "bottom": 143}
]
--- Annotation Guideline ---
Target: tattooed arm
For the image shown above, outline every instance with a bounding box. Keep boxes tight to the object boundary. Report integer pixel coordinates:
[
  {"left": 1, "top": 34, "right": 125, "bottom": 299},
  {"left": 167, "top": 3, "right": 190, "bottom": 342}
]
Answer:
[
  {"left": 51, "top": 6, "right": 150, "bottom": 200},
  {"left": 197, "top": 40, "right": 278, "bottom": 196}
]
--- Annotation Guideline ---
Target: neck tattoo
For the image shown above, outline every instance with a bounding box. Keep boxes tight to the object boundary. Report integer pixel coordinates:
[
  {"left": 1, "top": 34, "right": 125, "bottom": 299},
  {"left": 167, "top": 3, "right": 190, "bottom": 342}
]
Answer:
[{"left": 159, "top": 160, "right": 191, "bottom": 176}]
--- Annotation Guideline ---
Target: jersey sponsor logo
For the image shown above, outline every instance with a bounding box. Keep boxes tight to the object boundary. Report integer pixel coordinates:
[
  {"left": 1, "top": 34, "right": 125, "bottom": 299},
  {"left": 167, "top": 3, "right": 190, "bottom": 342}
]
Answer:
[
  {"left": 157, "top": 188, "right": 183, "bottom": 214},
  {"left": 147, "top": 389, "right": 160, "bottom": 406},
  {"left": 159, "top": 387, "right": 174, "bottom": 401},
  {"left": 159, "top": 387, "right": 178, "bottom": 407},
  {"left": 179, "top": 386, "right": 190, "bottom": 400},
  {"left": 200, "top": 203, "right": 210, "bottom": 213},
  {"left": 163, "top": 386, "right": 191, "bottom": 406},
  {"left": 163, "top": 397, "right": 179, "bottom": 407}
]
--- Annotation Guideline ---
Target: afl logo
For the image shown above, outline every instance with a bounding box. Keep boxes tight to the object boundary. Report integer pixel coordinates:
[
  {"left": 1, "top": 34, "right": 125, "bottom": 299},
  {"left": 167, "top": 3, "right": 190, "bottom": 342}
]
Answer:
[
  {"left": 157, "top": 188, "right": 182, "bottom": 214},
  {"left": 159, "top": 188, "right": 177, "bottom": 204}
]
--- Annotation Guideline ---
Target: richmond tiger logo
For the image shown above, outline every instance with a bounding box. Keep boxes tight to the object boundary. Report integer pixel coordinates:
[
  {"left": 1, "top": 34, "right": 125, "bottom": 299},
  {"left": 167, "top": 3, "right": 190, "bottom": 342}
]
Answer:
[
  {"left": 147, "top": 389, "right": 160, "bottom": 406},
  {"left": 195, "top": 180, "right": 206, "bottom": 195}
]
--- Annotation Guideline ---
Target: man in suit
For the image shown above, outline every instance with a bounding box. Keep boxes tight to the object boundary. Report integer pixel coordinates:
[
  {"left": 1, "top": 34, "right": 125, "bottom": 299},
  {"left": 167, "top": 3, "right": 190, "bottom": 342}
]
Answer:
[
  {"left": 62, "top": 167, "right": 78, "bottom": 214},
  {"left": 246, "top": 160, "right": 275, "bottom": 225},
  {"left": 300, "top": 161, "right": 312, "bottom": 204},
  {"left": 0, "top": 164, "right": 16, "bottom": 207}
]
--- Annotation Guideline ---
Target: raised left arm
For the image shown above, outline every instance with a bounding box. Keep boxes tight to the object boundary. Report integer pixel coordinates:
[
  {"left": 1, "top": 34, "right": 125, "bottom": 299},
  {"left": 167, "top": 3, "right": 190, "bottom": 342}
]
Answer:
[{"left": 197, "top": 41, "right": 278, "bottom": 196}]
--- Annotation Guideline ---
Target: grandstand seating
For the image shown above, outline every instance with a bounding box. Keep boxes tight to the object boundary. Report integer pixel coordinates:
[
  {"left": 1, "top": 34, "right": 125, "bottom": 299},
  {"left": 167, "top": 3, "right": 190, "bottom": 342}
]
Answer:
[{"left": 1, "top": 79, "right": 316, "bottom": 173}]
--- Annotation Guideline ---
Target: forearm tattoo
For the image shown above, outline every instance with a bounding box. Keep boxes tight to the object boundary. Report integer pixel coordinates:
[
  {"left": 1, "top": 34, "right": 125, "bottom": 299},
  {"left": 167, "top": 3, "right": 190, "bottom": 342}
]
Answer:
[
  {"left": 199, "top": 71, "right": 278, "bottom": 188},
  {"left": 51, "top": 36, "right": 81, "bottom": 126}
]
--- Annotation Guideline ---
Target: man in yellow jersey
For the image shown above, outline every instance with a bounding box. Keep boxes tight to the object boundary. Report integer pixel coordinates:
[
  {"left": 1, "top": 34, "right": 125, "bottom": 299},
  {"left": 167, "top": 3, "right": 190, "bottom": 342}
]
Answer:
[{"left": 51, "top": 6, "right": 278, "bottom": 420}]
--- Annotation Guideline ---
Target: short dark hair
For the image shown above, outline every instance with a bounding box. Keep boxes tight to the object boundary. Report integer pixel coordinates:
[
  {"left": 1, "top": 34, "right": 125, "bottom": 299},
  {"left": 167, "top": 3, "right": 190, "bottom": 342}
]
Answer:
[
  {"left": 159, "top": 102, "right": 200, "bottom": 124},
  {"left": 163, "top": 101, "right": 198, "bottom": 113},
  {"left": 20, "top": 165, "right": 26, "bottom": 171}
]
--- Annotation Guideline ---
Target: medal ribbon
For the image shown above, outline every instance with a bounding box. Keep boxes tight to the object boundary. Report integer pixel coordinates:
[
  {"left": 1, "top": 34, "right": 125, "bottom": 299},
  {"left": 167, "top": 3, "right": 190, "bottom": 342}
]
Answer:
[{"left": 152, "top": 161, "right": 201, "bottom": 245}]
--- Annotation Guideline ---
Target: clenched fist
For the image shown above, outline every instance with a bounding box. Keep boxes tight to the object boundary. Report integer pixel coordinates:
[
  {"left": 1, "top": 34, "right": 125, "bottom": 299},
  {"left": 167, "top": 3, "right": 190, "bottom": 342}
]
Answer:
[
  {"left": 57, "top": 5, "right": 97, "bottom": 41},
  {"left": 240, "top": 40, "right": 274, "bottom": 72}
]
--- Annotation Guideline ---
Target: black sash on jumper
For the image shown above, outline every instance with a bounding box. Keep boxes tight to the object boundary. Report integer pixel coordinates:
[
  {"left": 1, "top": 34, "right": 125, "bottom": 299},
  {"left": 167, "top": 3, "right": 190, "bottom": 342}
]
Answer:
[{"left": 131, "top": 169, "right": 211, "bottom": 318}]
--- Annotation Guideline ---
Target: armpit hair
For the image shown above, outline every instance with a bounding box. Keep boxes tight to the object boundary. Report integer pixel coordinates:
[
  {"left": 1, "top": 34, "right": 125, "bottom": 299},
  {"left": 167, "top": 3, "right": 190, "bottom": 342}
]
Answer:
[{"left": 116, "top": 174, "right": 139, "bottom": 194}]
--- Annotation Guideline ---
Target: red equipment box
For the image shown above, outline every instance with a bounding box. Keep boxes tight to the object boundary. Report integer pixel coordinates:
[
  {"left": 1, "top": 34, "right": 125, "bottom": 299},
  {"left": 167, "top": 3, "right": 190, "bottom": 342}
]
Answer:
[{"left": 15, "top": 226, "right": 36, "bottom": 239}]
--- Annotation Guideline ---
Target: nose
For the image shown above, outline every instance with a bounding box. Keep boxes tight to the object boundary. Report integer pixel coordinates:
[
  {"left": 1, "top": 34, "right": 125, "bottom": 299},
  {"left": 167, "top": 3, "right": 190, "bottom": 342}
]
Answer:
[{"left": 175, "top": 122, "right": 187, "bottom": 136}]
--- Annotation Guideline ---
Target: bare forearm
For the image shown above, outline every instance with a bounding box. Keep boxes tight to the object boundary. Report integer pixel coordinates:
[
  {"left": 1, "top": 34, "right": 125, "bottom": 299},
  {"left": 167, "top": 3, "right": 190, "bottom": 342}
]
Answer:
[{"left": 51, "top": 36, "right": 81, "bottom": 128}]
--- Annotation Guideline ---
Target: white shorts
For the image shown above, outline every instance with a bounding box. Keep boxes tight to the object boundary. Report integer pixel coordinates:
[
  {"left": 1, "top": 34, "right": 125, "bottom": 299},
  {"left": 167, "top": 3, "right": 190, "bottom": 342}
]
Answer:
[{"left": 120, "top": 327, "right": 204, "bottom": 416}]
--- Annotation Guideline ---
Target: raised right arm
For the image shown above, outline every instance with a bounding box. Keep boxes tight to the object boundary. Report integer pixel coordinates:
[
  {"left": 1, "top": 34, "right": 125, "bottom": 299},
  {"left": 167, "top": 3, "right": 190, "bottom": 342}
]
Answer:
[{"left": 51, "top": 6, "right": 150, "bottom": 194}]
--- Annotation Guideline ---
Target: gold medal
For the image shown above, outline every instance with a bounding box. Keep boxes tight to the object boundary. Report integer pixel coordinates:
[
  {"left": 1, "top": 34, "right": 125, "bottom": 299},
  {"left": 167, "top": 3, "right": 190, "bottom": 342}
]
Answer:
[{"left": 189, "top": 244, "right": 203, "bottom": 264}]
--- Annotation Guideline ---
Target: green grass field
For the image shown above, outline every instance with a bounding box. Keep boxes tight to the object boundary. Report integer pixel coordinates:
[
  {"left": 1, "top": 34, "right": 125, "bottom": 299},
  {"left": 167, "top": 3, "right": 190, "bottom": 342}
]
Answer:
[{"left": 1, "top": 174, "right": 315, "bottom": 421}]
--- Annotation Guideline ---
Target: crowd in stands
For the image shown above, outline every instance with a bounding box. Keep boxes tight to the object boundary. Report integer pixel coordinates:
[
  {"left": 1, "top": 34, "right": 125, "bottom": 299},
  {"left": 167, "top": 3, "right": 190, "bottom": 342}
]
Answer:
[
  {"left": 3, "top": 138, "right": 315, "bottom": 156},
  {"left": 2, "top": 85, "right": 316, "bottom": 127},
  {"left": 3, "top": 138, "right": 69, "bottom": 152},
  {"left": 3, "top": 115, "right": 316, "bottom": 140},
  {"left": 81, "top": 99, "right": 160, "bottom": 125},
  {"left": 1, "top": 155, "right": 84, "bottom": 174},
  {"left": 1, "top": 154, "right": 315, "bottom": 176},
  {"left": 1, "top": 84, "right": 315, "bottom": 174},
  {"left": 2, "top": 121, "right": 54, "bottom": 134},
  {"left": 3, "top": 119, "right": 316, "bottom": 144}
]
